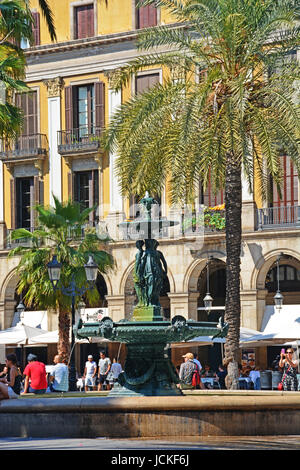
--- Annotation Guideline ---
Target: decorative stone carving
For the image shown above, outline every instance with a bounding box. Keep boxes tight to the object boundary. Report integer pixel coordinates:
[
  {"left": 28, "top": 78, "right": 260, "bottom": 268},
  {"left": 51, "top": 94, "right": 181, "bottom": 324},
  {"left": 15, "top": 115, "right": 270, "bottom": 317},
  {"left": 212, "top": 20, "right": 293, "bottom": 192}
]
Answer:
[{"left": 43, "top": 77, "right": 64, "bottom": 98}]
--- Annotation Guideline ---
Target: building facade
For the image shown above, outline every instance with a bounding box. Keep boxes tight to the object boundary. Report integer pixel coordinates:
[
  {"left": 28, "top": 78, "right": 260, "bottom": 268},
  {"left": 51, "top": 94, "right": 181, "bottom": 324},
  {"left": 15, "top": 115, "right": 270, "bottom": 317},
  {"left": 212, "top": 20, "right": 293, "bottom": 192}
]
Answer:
[{"left": 0, "top": 0, "right": 299, "bottom": 370}]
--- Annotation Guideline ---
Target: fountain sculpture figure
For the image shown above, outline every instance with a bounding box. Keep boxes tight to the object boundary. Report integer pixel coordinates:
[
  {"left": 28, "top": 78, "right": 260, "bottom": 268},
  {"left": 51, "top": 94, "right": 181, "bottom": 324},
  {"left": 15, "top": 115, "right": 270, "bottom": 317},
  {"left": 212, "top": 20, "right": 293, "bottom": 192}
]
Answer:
[{"left": 74, "top": 194, "right": 228, "bottom": 396}]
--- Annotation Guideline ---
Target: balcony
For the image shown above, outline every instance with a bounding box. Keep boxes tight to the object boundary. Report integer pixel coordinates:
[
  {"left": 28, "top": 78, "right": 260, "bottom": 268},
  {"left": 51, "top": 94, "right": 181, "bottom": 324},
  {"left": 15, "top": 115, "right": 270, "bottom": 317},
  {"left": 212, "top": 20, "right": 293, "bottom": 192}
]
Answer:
[
  {"left": 257, "top": 205, "right": 300, "bottom": 230},
  {"left": 6, "top": 226, "right": 36, "bottom": 249},
  {"left": 0, "top": 134, "right": 48, "bottom": 164},
  {"left": 57, "top": 127, "right": 102, "bottom": 155}
]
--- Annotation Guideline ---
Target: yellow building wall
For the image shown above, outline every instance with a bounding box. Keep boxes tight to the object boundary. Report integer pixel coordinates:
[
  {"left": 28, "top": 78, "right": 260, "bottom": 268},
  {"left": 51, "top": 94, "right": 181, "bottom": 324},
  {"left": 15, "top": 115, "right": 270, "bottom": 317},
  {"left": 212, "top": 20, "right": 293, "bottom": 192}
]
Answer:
[
  {"left": 29, "top": 0, "right": 178, "bottom": 45},
  {"left": 4, "top": 0, "right": 263, "bottom": 226}
]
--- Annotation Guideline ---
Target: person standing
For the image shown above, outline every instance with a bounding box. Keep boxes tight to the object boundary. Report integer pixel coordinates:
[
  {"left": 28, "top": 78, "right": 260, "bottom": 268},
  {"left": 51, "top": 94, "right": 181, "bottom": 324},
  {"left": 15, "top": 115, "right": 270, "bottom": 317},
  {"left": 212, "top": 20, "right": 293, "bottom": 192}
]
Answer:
[
  {"left": 21, "top": 353, "right": 47, "bottom": 395},
  {"left": 98, "top": 351, "right": 111, "bottom": 391},
  {"left": 111, "top": 357, "right": 122, "bottom": 385},
  {"left": 193, "top": 353, "right": 202, "bottom": 372},
  {"left": 49, "top": 355, "right": 69, "bottom": 393},
  {"left": 83, "top": 355, "right": 97, "bottom": 391},
  {"left": 0, "top": 354, "right": 22, "bottom": 400},
  {"left": 279, "top": 348, "right": 298, "bottom": 391}
]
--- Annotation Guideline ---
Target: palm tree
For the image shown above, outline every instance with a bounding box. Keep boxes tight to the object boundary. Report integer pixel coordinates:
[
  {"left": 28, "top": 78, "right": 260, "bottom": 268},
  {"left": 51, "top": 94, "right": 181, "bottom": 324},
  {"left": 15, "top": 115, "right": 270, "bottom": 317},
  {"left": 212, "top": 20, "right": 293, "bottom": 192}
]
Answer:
[
  {"left": 8, "top": 197, "right": 114, "bottom": 360},
  {"left": 103, "top": 0, "right": 300, "bottom": 388},
  {"left": 0, "top": 0, "right": 56, "bottom": 140}
]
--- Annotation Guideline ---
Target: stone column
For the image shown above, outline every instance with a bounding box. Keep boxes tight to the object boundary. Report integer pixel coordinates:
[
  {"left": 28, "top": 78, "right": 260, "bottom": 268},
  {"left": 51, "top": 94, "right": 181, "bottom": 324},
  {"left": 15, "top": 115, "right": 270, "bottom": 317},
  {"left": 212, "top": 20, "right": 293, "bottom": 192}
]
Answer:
[
  {"left": 105, "top": 71, "right": 126, "bottom": 239},
  {"left": 43, "top": 77, "right": 64, "bottom": 206},
  {"left": 241, "top": 168, "right": 258, "bottom": 232},
  {"left": 256, "top": 288, "right": 268, "bottom": 331},
  {"left": 0, "top": 221, "right": 7, "bottom": 250},
  {"left": 188, "top": 292, "right": 199, "bottom": 321},
  {"left": 240, "top": 290, "right": 259, "bottom": 330},
  {"left": 106, "top": 294, "right": 125, "bottom": 322},
  {"left": 168, "top": 292, "right": 189, "bottom": 319}
]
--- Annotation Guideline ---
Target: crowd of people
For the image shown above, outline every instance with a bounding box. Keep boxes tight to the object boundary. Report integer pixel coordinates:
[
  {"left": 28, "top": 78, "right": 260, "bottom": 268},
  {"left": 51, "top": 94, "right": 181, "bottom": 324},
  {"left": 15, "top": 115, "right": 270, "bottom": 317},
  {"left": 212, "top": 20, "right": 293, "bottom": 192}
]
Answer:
[
  {"left": 176, "top": 348, "right": 299, "bottom": 391},
  {"left": 0, "top": 347, "right": 298, "bottom": 399},
  {"left": 80, "top": 352, "right": 122, "bottom": 391},
  {"left": 176, "top": 353, "right": 228, "bottom": 390},
  {"left": 0, "top": 352, "right": 69, "bottom": 400},
  {"left": 0, "top": 349, "right": 123, "bottom": 400}
]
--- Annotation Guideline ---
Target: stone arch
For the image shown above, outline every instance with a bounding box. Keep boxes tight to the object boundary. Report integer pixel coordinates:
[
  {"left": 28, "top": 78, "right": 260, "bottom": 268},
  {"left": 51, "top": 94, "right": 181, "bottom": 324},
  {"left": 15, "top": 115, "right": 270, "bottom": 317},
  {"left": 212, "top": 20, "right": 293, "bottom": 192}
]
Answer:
[
  {"left": 99, "top": 272, "right": 112, "bottom": 297},
  {"left": 252, "top": 248, "right": 300, "bottom": 291},
  {"left": 183, "top": 250, "right": 227, "bottom": 293},
  {"left": 0, "top": 268, "right": 19, "bottom": 329}
]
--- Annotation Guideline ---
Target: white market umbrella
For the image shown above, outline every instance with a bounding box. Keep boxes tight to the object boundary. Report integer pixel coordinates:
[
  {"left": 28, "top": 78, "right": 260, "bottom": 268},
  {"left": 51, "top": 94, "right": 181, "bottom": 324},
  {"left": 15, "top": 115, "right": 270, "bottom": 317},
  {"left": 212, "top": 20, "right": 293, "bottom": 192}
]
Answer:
[
  {"left": 29, "top": 329, "right": 110, "bottom": 345},
  {"left": 171, "top": 326, "right": 261, "bottom": 349},
  {"left": 0, "top": 323, "right": 48, "bottom": 345}
]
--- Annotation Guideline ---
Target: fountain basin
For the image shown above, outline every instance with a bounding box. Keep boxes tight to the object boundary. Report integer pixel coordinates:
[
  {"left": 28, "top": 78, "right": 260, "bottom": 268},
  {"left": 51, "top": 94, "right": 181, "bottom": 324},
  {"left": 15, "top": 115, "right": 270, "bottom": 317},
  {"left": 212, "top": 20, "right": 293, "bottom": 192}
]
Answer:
[{"left": 74, "top": 315, "right": 228, "bottom": 396}]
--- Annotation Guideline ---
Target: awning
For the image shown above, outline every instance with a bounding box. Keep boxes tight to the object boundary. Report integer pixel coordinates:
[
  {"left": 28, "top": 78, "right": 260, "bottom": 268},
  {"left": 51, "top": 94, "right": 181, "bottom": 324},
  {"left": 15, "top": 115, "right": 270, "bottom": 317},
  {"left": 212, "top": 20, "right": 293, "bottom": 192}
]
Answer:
[
  {"left": 29, "top": 329, "right": 110, "bottom": 345},
  {"left": 242, "top": 305, "right": 300, "bottom": 345},
  {"left": 171, "top": 326, "right": 261, "bottom": 348},
  {"left": 0, "top": 323, "right": 48, "bottom": 345}
]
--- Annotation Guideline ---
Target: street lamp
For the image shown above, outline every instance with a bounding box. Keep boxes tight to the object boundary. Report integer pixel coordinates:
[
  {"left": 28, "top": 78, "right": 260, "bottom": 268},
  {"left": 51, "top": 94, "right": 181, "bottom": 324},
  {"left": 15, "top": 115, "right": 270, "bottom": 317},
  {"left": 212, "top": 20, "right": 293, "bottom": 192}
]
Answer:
[
  {"left": 47, "top": 254, "right": 98, "bottom": 391},
  {"left": 274, "top": 252, "right": 284, "bottom": 309},
  {"left": 47, "top": 255, "right": 62, "bottom": 290},
  {"left": 16, "top": 299, "right": 25, "bottom": 324},
  {"left": 204, "top": 255, "right": 214, "bottom": 312}
]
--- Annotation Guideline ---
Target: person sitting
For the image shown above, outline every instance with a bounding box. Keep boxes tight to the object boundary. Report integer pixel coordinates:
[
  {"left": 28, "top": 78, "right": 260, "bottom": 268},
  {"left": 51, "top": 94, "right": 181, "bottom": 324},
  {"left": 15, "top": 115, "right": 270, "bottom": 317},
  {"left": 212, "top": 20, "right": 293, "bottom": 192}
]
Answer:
[
  {"left": 178, "top": 353, "right": 198, "bottom": 389},
  {"left": 21, "top": 353, "right": 47, "bottom": 395},
  {"left": 215, "top": 364, "right": 227, "bottom": 389},
  {"left": 0, "top": 354, "right": 22, "bottom": 400},
  {"left": 201, "top": 364, "right": 214, "bottom": 378},
  {"left": 49, "top": 354, "right": 69, "bottom": 393},
  {"left": 249, "top": 367, "right": 261, "bottom": 390}
]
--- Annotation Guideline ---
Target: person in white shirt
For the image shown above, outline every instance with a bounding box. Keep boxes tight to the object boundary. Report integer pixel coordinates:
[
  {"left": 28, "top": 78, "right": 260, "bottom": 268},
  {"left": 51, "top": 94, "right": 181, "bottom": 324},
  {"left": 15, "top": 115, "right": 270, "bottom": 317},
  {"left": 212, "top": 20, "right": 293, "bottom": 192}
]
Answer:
[
  {"left": 84, "top": 355, "right": 97, "bottom": 391},
  {"left": 193, "top": 353, "right": 202, "bottom": 372},
  {"left": 49, "top": 355, "right": 69, "bottom": 393},
  {"left": 249, "top": 367, "right": 261, "bottom": 390},
  {"left": 111, "top": 358, "right": 123, "bottom": 383}
]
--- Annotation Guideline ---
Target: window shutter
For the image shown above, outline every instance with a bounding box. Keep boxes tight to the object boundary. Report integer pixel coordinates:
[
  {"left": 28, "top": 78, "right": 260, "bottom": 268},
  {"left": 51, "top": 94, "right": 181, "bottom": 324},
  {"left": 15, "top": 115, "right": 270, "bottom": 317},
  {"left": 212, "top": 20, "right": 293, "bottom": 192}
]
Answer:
[
  {"left": 148, "top": 4, "right": 157, "bottom": 27},
  {"left": 10, "top": 179, "right": 16, "bottom": 229},
  {"left": 65, "top": 86, "right": 74, "bottom": 131},
  {"left": 95, "top": 82, "right": 105, "bottom": 132},
  {"left": 75, "top": 4, "right": 94, "bottom": 39},
  {"left": 272, "top": 155, "right": 298, "bottom": 207},
  {"left": 137, "top": 2, "right": 157, "bottom": 28},
  {"left": 200, "top": 171, "right": 224, "bottom": 207},
  {"left": 67, "top": 171, "right": 74, "bottom": 200},
  {"left": 32, "top": 11, "right": 40, "bottom": 46},
  {"left": 87, "top": 4, "right": 95, "bottom": 37},
  {"left": 16, "top": 91, "right": 37, "bottom": 136},
  {"left": 135, "top": 73, "right": 159, "bottom": 95}
]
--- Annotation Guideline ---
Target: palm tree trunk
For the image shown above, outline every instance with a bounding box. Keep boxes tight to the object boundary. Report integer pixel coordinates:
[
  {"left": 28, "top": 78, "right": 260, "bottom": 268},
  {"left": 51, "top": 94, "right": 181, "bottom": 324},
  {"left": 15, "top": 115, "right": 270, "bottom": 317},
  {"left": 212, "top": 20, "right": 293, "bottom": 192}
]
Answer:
[
  {"left": 58, "top": 307, "right": 71, "bottom": 362},
  {"left": 224, "top": 153, "right": 242, "bottom": 390}
]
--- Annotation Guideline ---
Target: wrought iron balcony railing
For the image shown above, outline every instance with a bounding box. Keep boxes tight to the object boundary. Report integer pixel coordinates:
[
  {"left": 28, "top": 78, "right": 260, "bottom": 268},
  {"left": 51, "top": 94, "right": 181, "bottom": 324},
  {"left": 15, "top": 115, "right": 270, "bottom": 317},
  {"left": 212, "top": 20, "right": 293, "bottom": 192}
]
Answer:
[
  {"left": 257, "top": 205, "right": 300, "bottom": 229},
  {"left": 0, "top": 134, "right": 48, "bottom": 160},
  {"left": 6, "top": 226, "right": 36, "bottom": 249},
  {"left": 6, "top": 220, "right": 104, "bottom": 249},
  {"left": 57, "top": 127, "right": 102, "bottom": 155}
]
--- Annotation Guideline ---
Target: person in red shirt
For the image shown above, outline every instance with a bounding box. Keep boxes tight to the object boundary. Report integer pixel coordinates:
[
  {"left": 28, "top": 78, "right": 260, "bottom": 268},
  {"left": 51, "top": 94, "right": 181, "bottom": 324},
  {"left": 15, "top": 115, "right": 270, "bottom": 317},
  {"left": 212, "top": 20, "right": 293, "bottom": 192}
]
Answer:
[{"left": 21, "top": 353, "right": 48, "bottom": 395}]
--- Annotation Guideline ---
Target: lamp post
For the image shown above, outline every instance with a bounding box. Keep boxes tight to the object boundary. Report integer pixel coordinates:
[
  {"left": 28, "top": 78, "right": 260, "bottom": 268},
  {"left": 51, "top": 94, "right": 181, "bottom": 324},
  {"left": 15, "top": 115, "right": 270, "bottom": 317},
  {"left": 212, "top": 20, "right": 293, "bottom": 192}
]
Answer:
[
  {"left": 203, "top": 255, "right": 214, "bottom": 312},
  {"left": 274, "top": 252, "right": 284, "bottom": 309},
  {"left": 47, "top": 254, "right": 98, "bottom": 391},
  {"left": 16, "top": 299, "right": 25, "bottom": 324}
]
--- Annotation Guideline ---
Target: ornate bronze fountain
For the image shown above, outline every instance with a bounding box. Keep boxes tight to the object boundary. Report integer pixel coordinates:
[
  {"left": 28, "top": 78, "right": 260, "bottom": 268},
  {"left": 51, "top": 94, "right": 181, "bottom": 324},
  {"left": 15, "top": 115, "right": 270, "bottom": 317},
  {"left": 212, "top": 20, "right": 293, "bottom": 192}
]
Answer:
[{"left": 74, "top": 194, "right": 228, "bottom": 396}]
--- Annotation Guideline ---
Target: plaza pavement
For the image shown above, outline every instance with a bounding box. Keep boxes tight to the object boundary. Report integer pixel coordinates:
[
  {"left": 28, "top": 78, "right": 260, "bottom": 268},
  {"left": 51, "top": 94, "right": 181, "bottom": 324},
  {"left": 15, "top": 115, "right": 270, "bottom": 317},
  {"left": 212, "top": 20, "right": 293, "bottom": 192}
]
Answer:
[{"left": 0, "top": 435, "right": 300, "bottom": 450}]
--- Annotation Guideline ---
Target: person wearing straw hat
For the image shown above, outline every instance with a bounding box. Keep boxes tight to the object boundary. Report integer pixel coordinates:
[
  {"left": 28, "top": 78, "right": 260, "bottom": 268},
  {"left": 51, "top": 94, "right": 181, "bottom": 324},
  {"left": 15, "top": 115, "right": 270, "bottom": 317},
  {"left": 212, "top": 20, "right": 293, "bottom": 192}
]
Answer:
[{"left": 178, "top": 353, "right": 198, "bottom": 389}]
